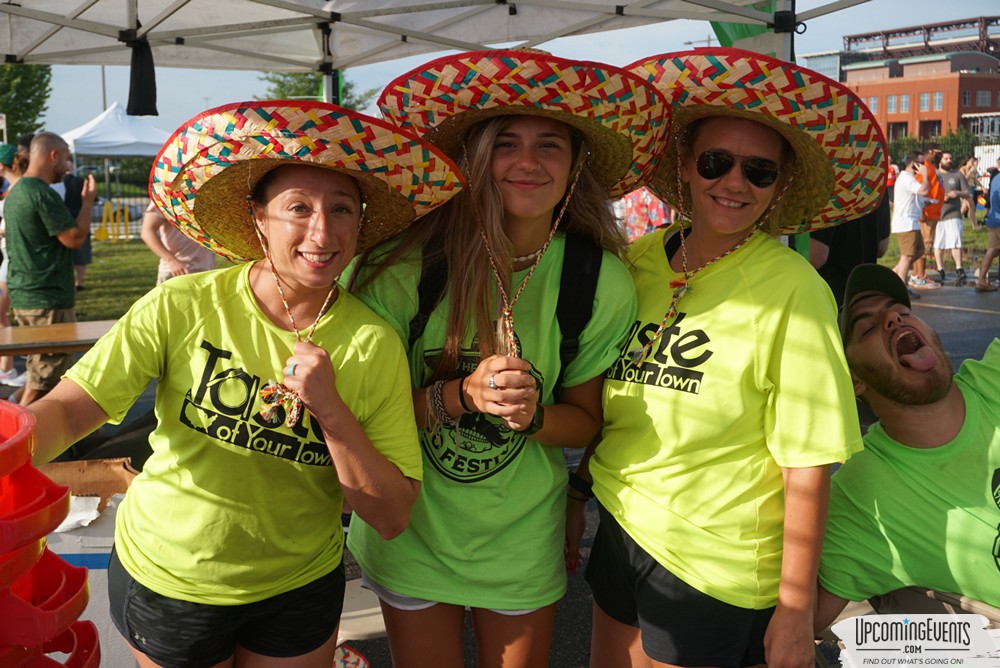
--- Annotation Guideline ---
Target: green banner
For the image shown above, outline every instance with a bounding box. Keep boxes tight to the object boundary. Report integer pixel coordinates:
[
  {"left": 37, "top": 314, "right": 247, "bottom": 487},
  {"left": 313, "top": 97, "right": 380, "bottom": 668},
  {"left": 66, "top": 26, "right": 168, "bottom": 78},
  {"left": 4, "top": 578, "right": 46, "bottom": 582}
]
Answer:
[{"left": 710, "top": 0, "right": 777, "bottom": 55}]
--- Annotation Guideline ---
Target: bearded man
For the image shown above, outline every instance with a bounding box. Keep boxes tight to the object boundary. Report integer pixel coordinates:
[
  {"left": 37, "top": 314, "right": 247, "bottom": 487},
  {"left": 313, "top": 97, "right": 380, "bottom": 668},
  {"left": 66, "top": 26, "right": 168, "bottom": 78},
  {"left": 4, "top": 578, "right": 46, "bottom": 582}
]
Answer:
[{"left": 814, "top": 263, "right": 1000, "bottom": 630}]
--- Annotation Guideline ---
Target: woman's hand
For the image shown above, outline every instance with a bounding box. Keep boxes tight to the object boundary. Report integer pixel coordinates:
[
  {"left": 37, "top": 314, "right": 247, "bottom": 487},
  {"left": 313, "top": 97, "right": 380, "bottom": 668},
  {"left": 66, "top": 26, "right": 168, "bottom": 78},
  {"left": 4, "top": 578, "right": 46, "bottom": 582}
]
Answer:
[
  {"left": 763, "top": 603, "right": 817, "bottom": 668},
  {"left": 466, "top": 354, "right": 538, "bottom": 432},
  {"left": 280, "top": 340, "right": 342, "bottom": 422}
]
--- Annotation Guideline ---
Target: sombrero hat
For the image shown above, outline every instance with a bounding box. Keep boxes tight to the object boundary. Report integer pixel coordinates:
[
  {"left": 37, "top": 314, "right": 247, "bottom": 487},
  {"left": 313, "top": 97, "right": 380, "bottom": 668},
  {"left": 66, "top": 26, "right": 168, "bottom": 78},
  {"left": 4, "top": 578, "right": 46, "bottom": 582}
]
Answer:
[
  {"left": 149, "top": 100, "right": 465, "bottom": 263},
  {"left": 377, "top": 49, "right": 671, "bottom": 197},
  {"left": 628, "top": 47, "right": 888, "bottom": 234}
]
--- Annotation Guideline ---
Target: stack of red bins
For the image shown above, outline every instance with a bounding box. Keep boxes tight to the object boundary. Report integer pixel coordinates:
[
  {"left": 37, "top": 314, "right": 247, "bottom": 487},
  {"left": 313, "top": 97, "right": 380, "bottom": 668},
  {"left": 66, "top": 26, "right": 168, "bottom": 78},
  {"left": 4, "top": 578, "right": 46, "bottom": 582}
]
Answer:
[{"left": 0, "top": 403, "right": 99, "bottom": 667}]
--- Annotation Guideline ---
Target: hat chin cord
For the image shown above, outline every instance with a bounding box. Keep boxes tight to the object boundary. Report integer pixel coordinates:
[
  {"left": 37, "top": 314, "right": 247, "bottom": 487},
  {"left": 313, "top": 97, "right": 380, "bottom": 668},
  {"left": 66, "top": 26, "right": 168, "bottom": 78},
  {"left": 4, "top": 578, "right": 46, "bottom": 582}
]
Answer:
[{"left": 250, "top": 207, "right": 339, "bottom": 342}]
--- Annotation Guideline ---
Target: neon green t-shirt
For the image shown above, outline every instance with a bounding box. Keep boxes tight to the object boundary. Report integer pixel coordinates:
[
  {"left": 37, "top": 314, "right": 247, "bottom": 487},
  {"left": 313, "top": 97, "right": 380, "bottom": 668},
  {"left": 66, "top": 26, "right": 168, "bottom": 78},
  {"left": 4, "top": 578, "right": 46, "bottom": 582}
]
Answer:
[
  {"left": 819, "top": 339, "right": 1000, "bottom": 607},
  {"left": 66, "top": 263, "right": 422, "bottom": 605},
  {"left": 591, "top": 227, "right": 862, "bottom": 610},
  {"left": 348, "top": 233, "right": 636, "bottom": 609}
]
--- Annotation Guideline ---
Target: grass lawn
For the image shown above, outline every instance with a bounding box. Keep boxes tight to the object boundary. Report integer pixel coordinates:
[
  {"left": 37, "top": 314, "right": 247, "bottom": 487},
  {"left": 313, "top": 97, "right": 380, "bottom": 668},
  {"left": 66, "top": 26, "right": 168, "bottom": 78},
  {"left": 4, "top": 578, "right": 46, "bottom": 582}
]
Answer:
[
  {"left": 878, "top": 210, "right": 991, "bottom": 274},
  {"left": 75, "top": 240, "right": 228, "bottom": 321}
]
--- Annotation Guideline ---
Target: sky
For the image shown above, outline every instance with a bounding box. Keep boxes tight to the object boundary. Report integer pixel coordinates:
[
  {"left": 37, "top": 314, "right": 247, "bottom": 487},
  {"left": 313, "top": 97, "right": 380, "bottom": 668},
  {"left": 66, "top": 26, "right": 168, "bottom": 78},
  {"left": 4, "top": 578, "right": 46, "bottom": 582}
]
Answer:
[{"left": 41, "top": 0, "right": 998, "bottom": 137}]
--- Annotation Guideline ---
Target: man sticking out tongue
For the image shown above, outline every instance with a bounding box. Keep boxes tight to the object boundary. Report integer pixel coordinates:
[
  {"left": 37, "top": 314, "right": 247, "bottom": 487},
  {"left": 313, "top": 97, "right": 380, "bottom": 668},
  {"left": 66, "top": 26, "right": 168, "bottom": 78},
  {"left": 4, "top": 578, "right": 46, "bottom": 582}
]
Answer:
[{"left": 815, "top": 262, "right": 1000, "bottom": 633}]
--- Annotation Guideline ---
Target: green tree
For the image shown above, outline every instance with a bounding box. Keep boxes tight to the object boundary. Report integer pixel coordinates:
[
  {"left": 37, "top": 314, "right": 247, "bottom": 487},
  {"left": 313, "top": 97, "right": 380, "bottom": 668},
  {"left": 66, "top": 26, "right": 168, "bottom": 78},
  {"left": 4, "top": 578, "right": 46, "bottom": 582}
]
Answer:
[
  {"left": 257, "top": 72, "right": 377, "bottom": 110},
  {"left": 889, "top": 129, "right": 980, "bottom": 166},
  {"left": 0, "top": 64, "right": 52, "bottom": 140}
]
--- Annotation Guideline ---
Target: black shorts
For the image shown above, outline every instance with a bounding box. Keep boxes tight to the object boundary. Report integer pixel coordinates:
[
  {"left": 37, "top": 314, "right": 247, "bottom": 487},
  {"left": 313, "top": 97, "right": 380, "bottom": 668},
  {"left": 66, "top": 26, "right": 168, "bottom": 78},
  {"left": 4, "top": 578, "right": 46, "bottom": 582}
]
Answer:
[
  {"left": 108, "top": 548, "right": 345, "bottom": 667},
  {"left": 585, "top": 504, "right": 773, "bottom": 667}
]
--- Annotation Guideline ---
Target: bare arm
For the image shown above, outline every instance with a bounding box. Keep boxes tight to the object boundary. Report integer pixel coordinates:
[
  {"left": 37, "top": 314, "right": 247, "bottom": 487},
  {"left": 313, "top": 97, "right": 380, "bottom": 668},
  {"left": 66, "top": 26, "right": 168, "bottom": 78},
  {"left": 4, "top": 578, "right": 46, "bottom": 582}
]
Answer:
[
  {"left": 565, "top": 435, "right": 600, "bottom": 572},
  {"left": 140, "top": 205, "right": 188, "bottom": 277},
  {"left": 815, "top": 584, "right": 850, "bottom": 634},
  {"left": 877, "top": 236, "right": 890, "bottom": 258},
  {"left": 809, "top": 238, "right": 830, "bottom": 270},
  {"left": 914, "top": 165, "right": 930, "bottom": 197},
  {"left": 764, "top": 465, "right": 831, "bottom": 668},
  {"left": 283, "top": 341, "right": 420, "bottom": 540},
  {"left": 29, "top": 378, "right": 110, "bottom": 465},
  {"left": 55, "top": 175, "right": 97, "bottom": 250}
]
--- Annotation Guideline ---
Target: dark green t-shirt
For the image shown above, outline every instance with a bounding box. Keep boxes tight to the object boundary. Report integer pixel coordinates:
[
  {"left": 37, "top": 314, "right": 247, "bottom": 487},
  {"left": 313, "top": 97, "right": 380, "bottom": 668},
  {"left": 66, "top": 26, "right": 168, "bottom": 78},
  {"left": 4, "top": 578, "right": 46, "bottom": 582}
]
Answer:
[{"left": 4, "top": 176, "right": 77, "bottom": 309}]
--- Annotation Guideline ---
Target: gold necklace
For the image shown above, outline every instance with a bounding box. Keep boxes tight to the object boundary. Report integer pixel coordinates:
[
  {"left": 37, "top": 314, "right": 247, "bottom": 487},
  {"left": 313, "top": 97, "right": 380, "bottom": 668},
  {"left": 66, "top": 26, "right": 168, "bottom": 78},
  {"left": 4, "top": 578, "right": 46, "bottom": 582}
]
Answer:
[
  {"left": 480, "top": 163, "right": 584, "bottom": 357},
  {"left": 253, "top": 225, "right": 337, "bottom": 428}
]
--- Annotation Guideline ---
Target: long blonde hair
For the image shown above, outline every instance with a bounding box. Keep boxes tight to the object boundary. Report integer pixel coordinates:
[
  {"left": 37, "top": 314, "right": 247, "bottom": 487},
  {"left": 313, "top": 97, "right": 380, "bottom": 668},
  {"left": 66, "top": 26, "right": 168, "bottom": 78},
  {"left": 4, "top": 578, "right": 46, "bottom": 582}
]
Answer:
[{"left": 352, "top": 114, "right": 625, "bottom": 380}]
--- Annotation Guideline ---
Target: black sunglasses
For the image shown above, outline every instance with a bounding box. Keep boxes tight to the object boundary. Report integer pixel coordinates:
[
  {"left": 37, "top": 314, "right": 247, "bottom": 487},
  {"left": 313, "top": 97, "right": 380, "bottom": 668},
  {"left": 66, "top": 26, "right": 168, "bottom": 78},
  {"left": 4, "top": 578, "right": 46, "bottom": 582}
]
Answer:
[{"left": 695, "top": 150, "right": 780, "bottom": 189}]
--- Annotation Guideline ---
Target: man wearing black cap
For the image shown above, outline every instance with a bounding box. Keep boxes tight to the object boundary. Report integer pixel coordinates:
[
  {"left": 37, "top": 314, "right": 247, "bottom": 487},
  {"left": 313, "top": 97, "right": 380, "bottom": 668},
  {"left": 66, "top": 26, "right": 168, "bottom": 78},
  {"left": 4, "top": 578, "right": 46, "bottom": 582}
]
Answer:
[{"left": 814, "top": 263, "right": 1000, "bottom": 630}]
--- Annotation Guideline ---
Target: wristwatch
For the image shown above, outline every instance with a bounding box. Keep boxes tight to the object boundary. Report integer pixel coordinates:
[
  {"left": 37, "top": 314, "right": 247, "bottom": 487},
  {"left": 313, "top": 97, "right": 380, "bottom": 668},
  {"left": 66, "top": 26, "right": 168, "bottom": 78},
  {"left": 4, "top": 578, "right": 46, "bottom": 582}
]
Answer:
[{"left": 521, "top": 403, "right": 545, "bottom": 435}]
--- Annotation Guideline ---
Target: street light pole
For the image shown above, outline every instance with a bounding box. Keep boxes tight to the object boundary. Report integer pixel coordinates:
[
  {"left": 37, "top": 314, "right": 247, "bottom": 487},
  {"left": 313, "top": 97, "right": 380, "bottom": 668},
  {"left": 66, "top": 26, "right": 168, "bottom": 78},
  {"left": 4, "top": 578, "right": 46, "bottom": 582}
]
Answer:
[
  {"left": 100, "top": 65, "right": 111, "bottom": 200},
  {"left": 683, "top": 35, "right": 716, "bottom": 47}
]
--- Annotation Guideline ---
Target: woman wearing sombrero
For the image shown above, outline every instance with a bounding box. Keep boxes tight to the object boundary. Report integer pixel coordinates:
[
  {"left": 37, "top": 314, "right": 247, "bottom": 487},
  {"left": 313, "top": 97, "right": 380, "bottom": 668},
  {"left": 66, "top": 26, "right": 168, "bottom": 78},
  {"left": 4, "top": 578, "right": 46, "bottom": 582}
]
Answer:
[
  {"left": 26, "top": 101, "right": 463, "bottom": 667},
  {"left": 346, "top": 50, "right": 669, "bottom": 666},
  {"left": 577, "top": 48, "right": 888, "bottom": 667}
]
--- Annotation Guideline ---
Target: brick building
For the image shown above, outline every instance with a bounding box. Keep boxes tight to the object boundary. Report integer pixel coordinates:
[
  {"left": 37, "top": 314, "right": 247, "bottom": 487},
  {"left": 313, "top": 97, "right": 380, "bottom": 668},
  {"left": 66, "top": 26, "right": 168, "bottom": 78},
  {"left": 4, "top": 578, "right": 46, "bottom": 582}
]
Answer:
[{"left": 841, "top": 52, "right": 1000, "bottom": 141}]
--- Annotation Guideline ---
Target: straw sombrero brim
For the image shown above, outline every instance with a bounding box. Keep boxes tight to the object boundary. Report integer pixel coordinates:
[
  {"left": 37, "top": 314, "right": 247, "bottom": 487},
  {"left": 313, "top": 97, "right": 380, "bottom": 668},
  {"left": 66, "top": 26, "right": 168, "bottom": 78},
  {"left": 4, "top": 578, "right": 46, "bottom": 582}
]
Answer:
[
  {"left": 149, "top": 101, "right": 465, "bottom": 263},
  {"left": 630, "top": 48, "right": 888, "bottom": 234},
  {"left": 378, "top": 50, "right": 671, "bottom": 198}
]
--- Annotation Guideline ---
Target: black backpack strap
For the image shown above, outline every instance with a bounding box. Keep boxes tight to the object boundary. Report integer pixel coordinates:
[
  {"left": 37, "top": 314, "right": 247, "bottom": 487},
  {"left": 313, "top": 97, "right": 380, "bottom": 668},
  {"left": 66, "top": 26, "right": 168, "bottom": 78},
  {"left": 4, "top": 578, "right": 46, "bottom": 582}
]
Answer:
[
  {"left": 407, "top": 244, "right": 448, "bottom": 349},
  {"left": 554, "top": 232, "right": 603, "bottom": 400},
  {"left": 407, "top": 233, "right": 602, "bottom": 398}
]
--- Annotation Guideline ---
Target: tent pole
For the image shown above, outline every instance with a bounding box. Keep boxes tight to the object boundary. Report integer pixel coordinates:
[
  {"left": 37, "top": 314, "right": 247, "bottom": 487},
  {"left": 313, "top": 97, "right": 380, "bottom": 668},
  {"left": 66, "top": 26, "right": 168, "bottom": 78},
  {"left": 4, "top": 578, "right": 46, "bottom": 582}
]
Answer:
[
  {"left": 103, "top": 158, "right": 111, "bottom": 201},
  {"left": 322, "top": 69, "right": 340, "bottom": 105},
  {"left": 775, "top": 0, "right": 794, "bottom": 61}
]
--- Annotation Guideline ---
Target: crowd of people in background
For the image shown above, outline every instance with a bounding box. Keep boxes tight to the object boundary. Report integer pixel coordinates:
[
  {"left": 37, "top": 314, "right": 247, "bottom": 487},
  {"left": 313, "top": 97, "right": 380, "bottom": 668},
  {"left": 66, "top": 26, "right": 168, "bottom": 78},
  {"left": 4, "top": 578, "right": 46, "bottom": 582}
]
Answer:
[{"left": 0, "top": 45, "right": 998, "bottom": 668}]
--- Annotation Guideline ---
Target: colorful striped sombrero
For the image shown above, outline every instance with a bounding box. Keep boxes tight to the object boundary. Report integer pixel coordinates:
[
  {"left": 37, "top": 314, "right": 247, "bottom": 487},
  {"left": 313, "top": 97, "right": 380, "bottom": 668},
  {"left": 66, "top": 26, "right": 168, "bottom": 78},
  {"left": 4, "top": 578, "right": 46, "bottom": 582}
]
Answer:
[
  {"left": 629, "top": 48, "right": 888, "bottom": 234},
  {"left": 149, "top": 101, "right": 465, "bottom": 263},
  {"left": 377, "top": 50, "right": 671, "bottom": 197}
]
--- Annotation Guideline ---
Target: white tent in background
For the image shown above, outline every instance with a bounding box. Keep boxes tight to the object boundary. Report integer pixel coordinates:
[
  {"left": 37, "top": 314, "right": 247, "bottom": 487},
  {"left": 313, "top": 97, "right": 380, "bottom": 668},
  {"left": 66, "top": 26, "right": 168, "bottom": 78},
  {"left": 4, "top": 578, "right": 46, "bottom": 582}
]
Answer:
[{"left": 62, "top": 101, "right": 170, "bottom": 157}]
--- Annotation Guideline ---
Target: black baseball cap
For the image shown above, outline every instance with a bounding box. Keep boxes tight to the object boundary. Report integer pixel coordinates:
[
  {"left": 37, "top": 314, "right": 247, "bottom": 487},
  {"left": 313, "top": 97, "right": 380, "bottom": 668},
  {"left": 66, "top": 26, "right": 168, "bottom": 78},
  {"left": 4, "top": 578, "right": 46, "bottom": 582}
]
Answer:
[{"left": 839, "top": 264, "right": 911, "bottom": 340}]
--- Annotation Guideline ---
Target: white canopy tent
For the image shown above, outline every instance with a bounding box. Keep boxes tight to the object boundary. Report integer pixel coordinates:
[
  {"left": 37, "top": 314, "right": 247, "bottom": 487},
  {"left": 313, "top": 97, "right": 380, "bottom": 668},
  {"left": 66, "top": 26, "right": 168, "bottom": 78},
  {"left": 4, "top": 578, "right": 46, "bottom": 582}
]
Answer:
[
  {"left": 63, "top": 101, "right": 170, "bottom": 157},
  {"left": 0, "top": 1, "right": 869, "bottom": 101}
]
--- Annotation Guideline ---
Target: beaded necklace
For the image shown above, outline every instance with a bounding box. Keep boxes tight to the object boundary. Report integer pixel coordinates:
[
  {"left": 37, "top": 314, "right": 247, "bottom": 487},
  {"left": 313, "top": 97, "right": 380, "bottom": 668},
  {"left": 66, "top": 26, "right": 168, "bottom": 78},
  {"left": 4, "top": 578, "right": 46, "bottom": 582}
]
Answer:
[
  {"left": 511, "top": 247, "right": 544, "bottom": 264},
  {"left": 626, "top": 164, "right": 795, "bottom": 366},
  {"left": 251, "top": 217, "right": 338, "bottom": 428},
  {"left": 479, "top": 161, "right": 584, "bottom": 356}
]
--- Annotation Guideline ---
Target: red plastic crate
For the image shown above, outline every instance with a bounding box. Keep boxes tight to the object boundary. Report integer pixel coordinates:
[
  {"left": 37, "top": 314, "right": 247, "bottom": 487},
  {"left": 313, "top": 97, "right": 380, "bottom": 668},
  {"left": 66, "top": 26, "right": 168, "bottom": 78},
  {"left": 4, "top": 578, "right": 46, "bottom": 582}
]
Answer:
[
  {"left": 0, "top": 464, "right": 70, "bottom": 554},
  {"left": 0, "top": 549, "right": 90, "bottom": 647},
  {"left": 0, "top": 403, "right": 36, "bottom": 478},
  {"left": 0, "top": 537, "right": 45, "bottom": 587},
  {"left": 0, "top": 621, "right": 100, "bottom": 668}
]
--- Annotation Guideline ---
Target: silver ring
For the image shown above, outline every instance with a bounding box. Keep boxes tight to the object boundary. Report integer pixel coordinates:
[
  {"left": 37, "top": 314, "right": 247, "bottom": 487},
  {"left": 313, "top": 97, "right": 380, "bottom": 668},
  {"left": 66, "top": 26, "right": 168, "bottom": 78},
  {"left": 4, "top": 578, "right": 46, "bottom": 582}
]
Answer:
[
  {"left": 488, "top": 374, "right": 497, "bottom": 391},
  {"left": 285, "top": 363, "right": 297, "bottom": 377}
]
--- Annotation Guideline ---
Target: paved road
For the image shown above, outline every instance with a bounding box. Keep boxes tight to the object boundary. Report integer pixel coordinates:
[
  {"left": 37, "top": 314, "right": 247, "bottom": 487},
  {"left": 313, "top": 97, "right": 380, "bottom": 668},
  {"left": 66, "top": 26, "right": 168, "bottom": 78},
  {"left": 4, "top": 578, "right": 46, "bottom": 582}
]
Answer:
[{"left": 903, "top": 279, "right": 1000, "bottom": 368}]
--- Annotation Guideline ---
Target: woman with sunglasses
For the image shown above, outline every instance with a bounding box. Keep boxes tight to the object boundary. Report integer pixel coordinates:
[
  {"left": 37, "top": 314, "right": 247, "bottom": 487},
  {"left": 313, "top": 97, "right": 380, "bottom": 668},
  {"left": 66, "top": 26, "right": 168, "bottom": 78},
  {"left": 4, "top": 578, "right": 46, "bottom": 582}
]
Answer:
[{"left": 570, "top": 49, "right": 889, "bottom": 668}]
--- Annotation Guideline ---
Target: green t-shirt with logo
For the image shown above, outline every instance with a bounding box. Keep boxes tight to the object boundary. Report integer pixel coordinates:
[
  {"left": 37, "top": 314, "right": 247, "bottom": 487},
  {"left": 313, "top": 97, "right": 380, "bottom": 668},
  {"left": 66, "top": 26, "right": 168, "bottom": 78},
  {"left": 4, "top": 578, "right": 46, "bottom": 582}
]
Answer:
[
  {"left": 820, "top": 339, "right": 1000, "bottom": 607},
  {"left": 4, "top": 176, "right": 77, "bottom": 309},
  {"left": 591, "top": 227, "right": 862, "bottom": 610},
  {"left": 348, "top": 233, "right": 636, "bottom": 609},
  {"left": 66, "top": 263, "right": 422, "bottom": 605}
]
